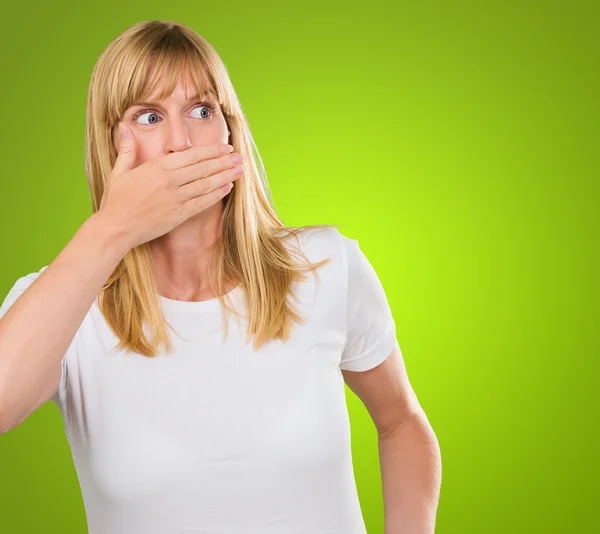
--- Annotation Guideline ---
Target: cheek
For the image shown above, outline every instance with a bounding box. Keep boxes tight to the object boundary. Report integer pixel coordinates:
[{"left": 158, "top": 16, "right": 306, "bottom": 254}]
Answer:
[
  {"left": 135, "top": 144, "right": 154, "bottom": 166},
  {"left": 189, "top": 121, "right": 229, "bottom": 144}
]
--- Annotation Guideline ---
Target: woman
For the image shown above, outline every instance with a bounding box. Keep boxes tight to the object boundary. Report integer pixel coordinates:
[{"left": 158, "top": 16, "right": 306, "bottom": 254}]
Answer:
[{"left": 0, "top": 20, "right": 440, "bottom": 534}]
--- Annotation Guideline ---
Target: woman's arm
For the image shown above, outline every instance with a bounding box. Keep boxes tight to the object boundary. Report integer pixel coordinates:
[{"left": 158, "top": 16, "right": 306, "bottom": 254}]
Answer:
[
  {"left": 378, "top": 410, "right": 441, "bottom": 534},
  {"left": 0, "top": 212, "right": 131, "bottom": 434},
  {"left": 342, "top": 344, "right": 442, "bottom": 533}
]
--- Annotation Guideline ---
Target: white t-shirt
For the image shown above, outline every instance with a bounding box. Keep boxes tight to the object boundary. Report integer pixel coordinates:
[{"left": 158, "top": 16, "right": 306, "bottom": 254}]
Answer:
[{"left": 0, "top": 227, "right": 398, "bottom": 534}]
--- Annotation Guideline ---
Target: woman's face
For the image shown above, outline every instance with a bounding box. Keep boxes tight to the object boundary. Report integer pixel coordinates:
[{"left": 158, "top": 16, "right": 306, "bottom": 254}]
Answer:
[{"left": 112, "top": 76, "right": 229, "bottom": 165}]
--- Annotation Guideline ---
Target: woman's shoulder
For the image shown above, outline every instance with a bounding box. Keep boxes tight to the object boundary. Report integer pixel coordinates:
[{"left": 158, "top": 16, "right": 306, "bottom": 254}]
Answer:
[
  {"left": 279, "top": 225, "right": 349, "bottom": 254},
  {"left": 8, "top": 264, "right": 49, "bottom": 285},
  {"left": 0, "top": 265, "right": 50, "bottom": 317}
]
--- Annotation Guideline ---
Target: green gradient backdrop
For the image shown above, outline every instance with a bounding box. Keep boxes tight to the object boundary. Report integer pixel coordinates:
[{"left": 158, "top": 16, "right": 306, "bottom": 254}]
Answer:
[{"left": 0, "top": 2, "right": 597, "bottom": 533}]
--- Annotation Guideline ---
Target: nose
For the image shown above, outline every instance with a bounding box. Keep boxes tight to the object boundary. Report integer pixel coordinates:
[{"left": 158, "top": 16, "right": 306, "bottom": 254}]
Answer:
[{"left": 165, "top": 116, "right": 192, "bottom": 153}]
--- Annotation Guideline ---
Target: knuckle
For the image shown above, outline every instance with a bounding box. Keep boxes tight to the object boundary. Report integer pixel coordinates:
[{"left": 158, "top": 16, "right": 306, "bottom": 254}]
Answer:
[
  {"left": 163, "top": 169, "right": 177, "bottom": 188},
  {"left": 204, "top": 174, "right": 215, "bottom": 190},
  {"left": 152, "top": 156, "right": 165, "bottom": 171},
  {"left": 186, "top": 147, "right": 197, "bottom": 167},
  {"left": 194, "top": 159, "right": 209, "bottom": 178},
  {"left": 196, "top": 175, "right": 211, "bottom": 196},
  {"left": 147, "top": 159, "right": 161, "bottom": 175},
  {"left": 195, "top": 194, "right": 207, "bottom": 210}
]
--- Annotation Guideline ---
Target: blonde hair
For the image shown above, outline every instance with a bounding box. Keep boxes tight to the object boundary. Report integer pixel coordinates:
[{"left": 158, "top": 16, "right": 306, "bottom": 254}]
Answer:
[{"left": 85, "top": 20, "right": 339, "bottom": 357}]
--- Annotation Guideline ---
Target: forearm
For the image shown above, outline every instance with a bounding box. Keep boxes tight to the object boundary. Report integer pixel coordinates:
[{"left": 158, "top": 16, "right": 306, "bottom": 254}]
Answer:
[
  {"left": 378, "top": 411, "right": 442, "bottom": 534},
  {"left": 0, "top": 212, "right": 131, "bottom": 432}
]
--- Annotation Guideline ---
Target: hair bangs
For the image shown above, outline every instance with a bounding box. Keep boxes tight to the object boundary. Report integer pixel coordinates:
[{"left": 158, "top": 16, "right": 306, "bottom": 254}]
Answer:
[{"left": 110, "top": 30, "right": 220, "bottom": 127}]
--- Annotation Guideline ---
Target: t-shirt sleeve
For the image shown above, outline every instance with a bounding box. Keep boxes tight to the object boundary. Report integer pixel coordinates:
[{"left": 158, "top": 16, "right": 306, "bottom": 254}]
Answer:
[
  {"left": 339, "top": 237, "right": 398, "bottom": 372},
  {"left": 0, "top": 266, "right": 68, "bottom": 406}
]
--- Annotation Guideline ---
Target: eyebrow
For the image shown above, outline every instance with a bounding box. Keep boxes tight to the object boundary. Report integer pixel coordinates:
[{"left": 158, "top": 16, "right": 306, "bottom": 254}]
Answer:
[{"left": 129, "top": 92, "right": 215, "bottom": 109}]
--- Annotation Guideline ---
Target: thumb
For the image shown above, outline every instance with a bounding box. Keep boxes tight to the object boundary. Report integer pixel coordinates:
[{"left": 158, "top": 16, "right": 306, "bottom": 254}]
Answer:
[{"left": 112, "top": 122, "right": 137, "bottom": 177}]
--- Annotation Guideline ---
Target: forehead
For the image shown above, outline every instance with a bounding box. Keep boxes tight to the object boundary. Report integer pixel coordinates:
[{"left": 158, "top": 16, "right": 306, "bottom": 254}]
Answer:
[
  {"left": 128, "top": 83, "right": 218, "bottom": 109},
  {"left": 132, "top": 64, "right": 216, "bottom": 104}
]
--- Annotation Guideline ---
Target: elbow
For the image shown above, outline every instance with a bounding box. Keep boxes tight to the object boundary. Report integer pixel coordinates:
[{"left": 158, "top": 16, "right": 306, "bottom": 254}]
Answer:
[{"left": 378, "top": 408, "right": 432, "bottom": 440}]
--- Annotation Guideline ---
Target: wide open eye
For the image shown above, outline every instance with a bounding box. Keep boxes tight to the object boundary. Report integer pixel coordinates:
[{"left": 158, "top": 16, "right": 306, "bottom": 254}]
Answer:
[
  {"left": 132, "top": 110, "right": 160, "bottom": 125},
  {"left": 190, "top": 103, "right": 218, "bottom": 119},
  {"left": 132, "top": 102, "right": 218, "bottom": 125}
]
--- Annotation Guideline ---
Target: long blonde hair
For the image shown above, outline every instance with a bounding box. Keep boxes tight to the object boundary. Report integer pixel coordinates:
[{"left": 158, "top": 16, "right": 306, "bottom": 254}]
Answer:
[{"left": 85, "top": 20, "right": 339, "bottom": 357}]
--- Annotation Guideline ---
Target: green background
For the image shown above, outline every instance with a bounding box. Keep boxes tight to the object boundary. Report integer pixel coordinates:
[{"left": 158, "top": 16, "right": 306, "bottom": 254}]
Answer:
[{"left": 0, "top": 1, "right": 597, "bottom": 532}]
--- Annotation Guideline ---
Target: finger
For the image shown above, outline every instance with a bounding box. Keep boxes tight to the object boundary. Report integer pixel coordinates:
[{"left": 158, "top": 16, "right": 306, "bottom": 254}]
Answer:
[
  {"left": 160, "top": 143, "right": 232, "bottom": 171},
  {"left": 180, "top": 180, "right": 235, "bottom": 219},
  {"left": 178, "top": 166, "right": 243, "bottom": 201},
  {"left": 174, "top": 152, "right": 243, "bottom": 187},
  {"left": 111, "top": 122, "right": 138, "bottom": 178}
]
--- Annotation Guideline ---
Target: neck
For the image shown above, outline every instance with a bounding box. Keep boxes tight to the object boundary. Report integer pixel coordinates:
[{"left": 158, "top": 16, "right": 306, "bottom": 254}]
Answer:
[{"left": 150, "top": 201, "right": 224, "bottom": 299}]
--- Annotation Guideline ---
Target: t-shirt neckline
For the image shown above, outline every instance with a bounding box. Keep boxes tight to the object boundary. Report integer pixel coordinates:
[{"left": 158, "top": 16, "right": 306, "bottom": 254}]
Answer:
[{"left": 158, "top": 283, "right": 243, "bottom": 313}]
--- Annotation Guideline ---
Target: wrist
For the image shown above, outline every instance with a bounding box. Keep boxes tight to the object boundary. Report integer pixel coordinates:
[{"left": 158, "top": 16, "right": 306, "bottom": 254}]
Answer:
[{"left": 84, "top": 211, "right": 133, "bottom": 261}]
